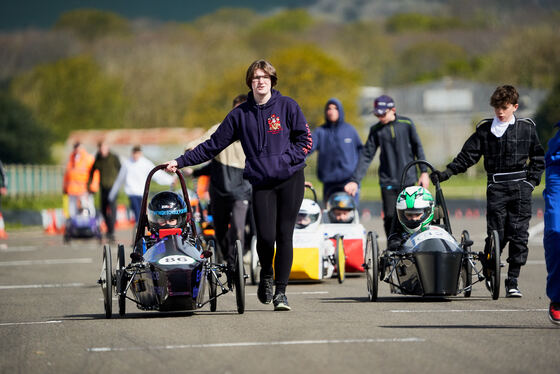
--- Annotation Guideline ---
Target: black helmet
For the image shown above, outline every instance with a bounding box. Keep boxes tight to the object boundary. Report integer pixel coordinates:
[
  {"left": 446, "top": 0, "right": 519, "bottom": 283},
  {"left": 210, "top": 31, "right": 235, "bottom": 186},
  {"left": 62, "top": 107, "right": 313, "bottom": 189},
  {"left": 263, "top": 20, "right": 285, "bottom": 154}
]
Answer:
[
  {"left": 147, "top": 191, "right": 188, "bottom": 235},
  {"left": 326, "top": 192, "right": 356, "bottom": 223}
]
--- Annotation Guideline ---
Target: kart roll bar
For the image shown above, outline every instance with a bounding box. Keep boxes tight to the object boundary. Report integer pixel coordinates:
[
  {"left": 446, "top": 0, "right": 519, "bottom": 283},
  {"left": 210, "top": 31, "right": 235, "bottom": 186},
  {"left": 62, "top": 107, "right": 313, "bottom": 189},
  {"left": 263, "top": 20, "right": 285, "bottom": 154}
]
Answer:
[
  {"left": 392, "top": 159, "right": 452, "bottom": 236},
  {"left": 133, "top": 164, "right": 197, "bottom": 247}
]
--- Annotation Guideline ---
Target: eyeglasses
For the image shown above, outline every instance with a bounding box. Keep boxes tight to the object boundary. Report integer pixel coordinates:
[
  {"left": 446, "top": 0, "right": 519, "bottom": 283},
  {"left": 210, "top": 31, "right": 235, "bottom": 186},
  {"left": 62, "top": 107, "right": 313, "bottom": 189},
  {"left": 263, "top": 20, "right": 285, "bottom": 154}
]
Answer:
[{"left": 252, "top": 75, "right": 271, "bottom": 82}]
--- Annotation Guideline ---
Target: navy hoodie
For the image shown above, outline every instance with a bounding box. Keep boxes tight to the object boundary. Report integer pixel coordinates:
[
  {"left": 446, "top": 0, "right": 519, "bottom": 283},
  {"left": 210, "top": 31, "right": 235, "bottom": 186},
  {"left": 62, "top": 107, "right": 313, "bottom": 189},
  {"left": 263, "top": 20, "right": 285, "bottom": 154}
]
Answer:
[
  {"left": 310, "top": 98, "right": 362, "bottom": 184},
  {"left": 176, "top": 89, "right": 312, "bottom": 187}
]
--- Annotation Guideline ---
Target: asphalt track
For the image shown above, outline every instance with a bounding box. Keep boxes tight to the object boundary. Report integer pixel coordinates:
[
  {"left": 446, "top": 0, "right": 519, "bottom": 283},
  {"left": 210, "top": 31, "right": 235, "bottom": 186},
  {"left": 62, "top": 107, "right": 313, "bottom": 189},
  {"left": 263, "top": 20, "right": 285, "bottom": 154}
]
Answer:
[{"left": 0, "top": 216, "right": 558, "bottom": 374}]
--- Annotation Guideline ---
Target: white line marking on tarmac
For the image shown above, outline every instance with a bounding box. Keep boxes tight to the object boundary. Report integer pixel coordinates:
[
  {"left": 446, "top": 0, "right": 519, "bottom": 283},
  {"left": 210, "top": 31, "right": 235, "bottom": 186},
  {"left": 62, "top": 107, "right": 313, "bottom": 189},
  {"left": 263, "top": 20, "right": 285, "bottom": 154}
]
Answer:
[
  {"left": 0, "top": 283, "right": 85, "bottom": 290},
  {"left": 246, "top": 291, "right": 328, "bottom": 296},
  {"left": 391, "top": 308, "right": 547, "bottom": 313},
  {"left": 0, "top": 258, "right": 92, "bottom": 266},
  {"left": 0, "top": 320, "right": 62, "bottom": 327},
  {"left": 88, "top": 337, "right": 425, "bottom": 352},
  {"left": 0, "top": 246, "right": 37, "bottom": 252}
]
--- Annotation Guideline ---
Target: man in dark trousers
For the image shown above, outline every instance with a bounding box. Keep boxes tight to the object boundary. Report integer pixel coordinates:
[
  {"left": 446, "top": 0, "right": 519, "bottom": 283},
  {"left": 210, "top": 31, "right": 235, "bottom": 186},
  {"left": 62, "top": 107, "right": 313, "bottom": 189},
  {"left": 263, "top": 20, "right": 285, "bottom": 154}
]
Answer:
[
  {"left": 432, "top": 85, "right": 545, "bottom": 298},
  {"left": 345, "top": 95, "right": 429, "bottom": 239},
  {"left": 89, "top": 140, "right": 121, "bottom": 242}
]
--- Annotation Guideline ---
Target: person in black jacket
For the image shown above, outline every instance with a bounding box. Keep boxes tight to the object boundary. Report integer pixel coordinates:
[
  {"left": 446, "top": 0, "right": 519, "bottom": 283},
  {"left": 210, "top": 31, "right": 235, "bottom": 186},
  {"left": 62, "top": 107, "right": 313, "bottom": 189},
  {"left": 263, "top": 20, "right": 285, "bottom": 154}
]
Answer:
[
  {"left": 88, "top": 140, "right": 121, "bottom": 242},
  {"left": 431, "top": 85, "right": 545, "bottom": 298},
  {"left": 344, "top": 95, "right": 429, "bottom": 239}
]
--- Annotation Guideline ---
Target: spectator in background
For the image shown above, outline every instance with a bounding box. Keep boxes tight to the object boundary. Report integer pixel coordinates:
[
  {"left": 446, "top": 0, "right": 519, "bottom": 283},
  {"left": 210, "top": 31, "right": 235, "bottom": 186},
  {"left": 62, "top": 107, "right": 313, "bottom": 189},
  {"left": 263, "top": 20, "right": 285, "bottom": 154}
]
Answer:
[
  {"left": 0, "top": 160, "right": 7, "bottom": 210},
  {"left": 543, "top": 121, "right": 560, "bottom": 325},
  {"left": 89, "top": 140, "right": 121, "bottom": 242},
  {"left": 345, "top": 95, "right": 429, "bottom": 239},
  {"left": 185, "top": 94, "right": 252, "bottom": 270},
  {"left": 109, "top": 145, "right": 175, "bottom": 222},
  {"left": 310, "top": 98, "right": 362, "bottom": 206},
  {"left": 63, "top": 142, "right": 99, "bottom": 218}
]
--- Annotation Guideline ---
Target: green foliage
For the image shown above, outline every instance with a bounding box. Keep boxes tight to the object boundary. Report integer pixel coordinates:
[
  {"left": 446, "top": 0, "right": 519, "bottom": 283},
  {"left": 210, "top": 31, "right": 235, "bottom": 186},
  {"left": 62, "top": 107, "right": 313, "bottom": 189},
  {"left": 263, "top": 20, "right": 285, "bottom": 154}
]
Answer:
[
  {"left": 478, "top": 25, "right": 560, "bottom": 89},
  {"left": 53, "top": 9, "right": 131, "bottom": 41},
  {"left": 386, "top": 13, "right": 464, "bottom": 33},
  {"left": 10, "top": 55, "right": 126, "bottom": 141},
  {"left": 0, "top": 93, "right": 54, "bottom": 164},
  {"left": 534, "top": 78, "right": 560, "bottom": 149},
  {"left": 271, "top": 45, "right": 361, "bottom": 128},
  {"left": 393, "top": 41, "right": 469, "bottom": 84}
]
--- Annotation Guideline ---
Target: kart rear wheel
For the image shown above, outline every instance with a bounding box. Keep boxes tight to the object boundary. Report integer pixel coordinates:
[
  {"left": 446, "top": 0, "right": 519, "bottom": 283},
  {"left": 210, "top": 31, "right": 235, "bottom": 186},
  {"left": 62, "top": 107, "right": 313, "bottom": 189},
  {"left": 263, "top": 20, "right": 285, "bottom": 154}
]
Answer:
[
  {"left": 334, "top": 235, "right": 346, "bottom": 284},
  {"left": 489, "top": 230, "right": 501, "bottom": 300},
  {"left": 234, "top": 240, "right": 245, "bottom": 314},
  {"left": 365, "top": 231, "right": 379, "bottom": 301},
  {"left": 101, "top": 245, "right": 112, "bottom": 319},
  {"left": 208, "top": 240, "right": 217, "bottom": 312},
  {"left": 460, "top": 230, "right": 472, "bottom": 298},
  {"left": 250, "top": 235, "right": 260, "bottom": 285},
  {"left": 117, "top": 244, "right": 126, "bottom": 316}
]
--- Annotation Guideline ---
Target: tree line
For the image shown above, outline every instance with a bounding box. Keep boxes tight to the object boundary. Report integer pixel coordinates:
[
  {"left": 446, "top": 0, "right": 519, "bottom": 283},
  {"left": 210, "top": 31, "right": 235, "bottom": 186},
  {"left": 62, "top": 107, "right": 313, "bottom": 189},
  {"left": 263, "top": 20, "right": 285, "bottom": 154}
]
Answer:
[{"left": 1, "top": 6, "right": 559, "bottom": 164}]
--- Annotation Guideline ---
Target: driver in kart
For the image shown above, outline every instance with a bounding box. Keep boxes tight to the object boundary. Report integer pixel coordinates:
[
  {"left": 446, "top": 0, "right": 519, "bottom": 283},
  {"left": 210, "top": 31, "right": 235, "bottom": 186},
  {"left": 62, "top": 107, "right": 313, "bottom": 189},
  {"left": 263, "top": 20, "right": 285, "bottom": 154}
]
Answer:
[
  {"left": 295, "top": 199, "right": 321, "bottom": 230},
  {"left": 387, "top": 186, "right": 434, "bottom": 251},
  {"left": 326, "top": 192, "right": 356, "bottom": 224},
  {"left": 132, "top": 191, "right": 189, "bottom": 261}
]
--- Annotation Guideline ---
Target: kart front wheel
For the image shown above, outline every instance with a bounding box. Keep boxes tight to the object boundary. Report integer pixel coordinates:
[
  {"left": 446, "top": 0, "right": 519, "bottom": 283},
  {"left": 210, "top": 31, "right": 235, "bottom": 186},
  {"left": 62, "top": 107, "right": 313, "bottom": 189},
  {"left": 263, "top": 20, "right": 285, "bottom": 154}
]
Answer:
[
  {"left": 334, "top": 235, "right": 346, "bottom": 284},
  {"left": 365, "top": 231, "right": 379, "bottom": 301},
  {"left": 250, "top": 236, "right": 260, "bottom": 285},
  {"left": 208, "top": 240, "right": 217, "bottom": 312},
  {"left": 117, "top": 244, "right": 126, "bottom": 316},
  {"left": 489, "top": 230, "right": 501, "bottom": 300},
  {"left": 101, "top": 245, "right": 112, "bottom": 319},
  {"left": 460, "top": 230, "right": 472, "bottom": 298},
  {"left": 234, "top": 240, "right": 246, "bottom": 314}
]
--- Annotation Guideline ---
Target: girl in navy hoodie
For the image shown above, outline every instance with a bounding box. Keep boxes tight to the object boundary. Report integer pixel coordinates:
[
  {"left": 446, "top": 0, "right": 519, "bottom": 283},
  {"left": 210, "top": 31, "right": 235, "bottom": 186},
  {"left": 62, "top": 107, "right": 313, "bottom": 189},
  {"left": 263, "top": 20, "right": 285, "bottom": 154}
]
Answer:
[{"left": 165, "top": 59, "right": 312, "bottom": 311}]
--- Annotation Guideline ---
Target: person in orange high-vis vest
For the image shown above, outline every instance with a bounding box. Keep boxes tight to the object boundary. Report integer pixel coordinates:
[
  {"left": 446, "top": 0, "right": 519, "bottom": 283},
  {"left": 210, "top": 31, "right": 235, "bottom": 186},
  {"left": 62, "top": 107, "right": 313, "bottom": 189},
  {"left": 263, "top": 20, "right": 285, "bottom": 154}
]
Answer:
[{"left": 63, "top": 142, "right": 99, "bottom": 218}]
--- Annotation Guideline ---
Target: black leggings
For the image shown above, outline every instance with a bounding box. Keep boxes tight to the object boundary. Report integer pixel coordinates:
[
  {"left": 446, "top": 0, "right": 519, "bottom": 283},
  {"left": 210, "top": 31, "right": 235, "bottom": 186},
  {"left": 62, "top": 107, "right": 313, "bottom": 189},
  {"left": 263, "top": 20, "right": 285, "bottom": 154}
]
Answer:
[{"left": 252, "top": 169, "right": 305, "bottom": 288}]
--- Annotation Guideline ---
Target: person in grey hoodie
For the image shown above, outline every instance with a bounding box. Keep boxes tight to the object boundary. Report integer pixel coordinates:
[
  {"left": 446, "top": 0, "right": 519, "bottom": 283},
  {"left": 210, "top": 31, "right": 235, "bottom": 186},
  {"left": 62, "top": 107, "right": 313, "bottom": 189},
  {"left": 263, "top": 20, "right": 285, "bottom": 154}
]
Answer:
[{"left": 310, "top": 98, "right": 362, "bottom": 206}]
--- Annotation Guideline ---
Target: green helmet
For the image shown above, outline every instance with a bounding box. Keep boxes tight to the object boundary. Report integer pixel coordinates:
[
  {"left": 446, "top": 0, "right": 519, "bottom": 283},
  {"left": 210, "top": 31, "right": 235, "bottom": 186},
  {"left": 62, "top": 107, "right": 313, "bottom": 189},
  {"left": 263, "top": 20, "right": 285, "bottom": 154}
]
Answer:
[{"left": 396, "top": 186, "right": 434, "bottom": 234}]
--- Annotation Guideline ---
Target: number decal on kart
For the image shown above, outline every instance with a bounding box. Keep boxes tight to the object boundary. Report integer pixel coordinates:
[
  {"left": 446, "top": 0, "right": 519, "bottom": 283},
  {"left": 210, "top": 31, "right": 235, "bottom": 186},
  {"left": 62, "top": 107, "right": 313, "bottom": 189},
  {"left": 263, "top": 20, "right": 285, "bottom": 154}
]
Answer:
[{"left": 158, "top": 255, "right": 195, "bottom": 265}]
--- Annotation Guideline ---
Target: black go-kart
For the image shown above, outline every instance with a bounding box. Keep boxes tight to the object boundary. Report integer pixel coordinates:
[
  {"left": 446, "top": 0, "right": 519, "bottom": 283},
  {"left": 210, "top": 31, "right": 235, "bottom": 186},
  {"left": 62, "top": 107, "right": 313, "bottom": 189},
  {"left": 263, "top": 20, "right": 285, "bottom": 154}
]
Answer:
[
  {"left": 98, "top": 165, "right": 247, "bottom": 318},
  {"left": 364, "top": 160, "right": 501, "bottom": 301}
]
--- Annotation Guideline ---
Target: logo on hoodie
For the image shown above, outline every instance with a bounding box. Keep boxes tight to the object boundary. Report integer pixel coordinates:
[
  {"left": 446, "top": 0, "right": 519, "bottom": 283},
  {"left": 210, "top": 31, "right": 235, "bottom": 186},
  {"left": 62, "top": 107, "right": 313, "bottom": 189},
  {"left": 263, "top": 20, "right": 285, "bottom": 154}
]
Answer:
[{"left": 267, "top": 114, "right": 282, "bottom": 134}]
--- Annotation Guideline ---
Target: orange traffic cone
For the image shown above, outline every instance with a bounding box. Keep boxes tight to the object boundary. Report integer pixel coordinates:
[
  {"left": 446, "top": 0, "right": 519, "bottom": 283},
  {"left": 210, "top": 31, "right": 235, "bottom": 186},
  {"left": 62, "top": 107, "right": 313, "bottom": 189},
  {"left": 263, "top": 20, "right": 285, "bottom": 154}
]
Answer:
[
  {"left": 0, "top": 212, "right": 7, "bottom": 239},
  {"left": 44, "top": 209, "right": 57, "bottom": 235}
]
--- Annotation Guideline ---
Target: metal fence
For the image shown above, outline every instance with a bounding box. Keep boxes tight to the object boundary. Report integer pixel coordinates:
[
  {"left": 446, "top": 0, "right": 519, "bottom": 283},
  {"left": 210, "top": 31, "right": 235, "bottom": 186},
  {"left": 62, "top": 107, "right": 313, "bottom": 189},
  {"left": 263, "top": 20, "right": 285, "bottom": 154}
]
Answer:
[{"left": 4, "top": 164, "right": 65, "bottom": 196}]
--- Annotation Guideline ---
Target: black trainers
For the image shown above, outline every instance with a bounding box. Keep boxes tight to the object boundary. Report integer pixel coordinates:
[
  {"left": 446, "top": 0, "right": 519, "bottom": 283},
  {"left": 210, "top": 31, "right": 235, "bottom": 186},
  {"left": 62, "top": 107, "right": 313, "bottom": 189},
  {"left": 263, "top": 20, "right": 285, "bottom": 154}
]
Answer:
[
  {"left": 257, "top": 276, "right": 273, "bottom": 304},
  {"left": 273, "top": 293, "right": 291, "bottom": 311},
  {"left": 549, "top": 302, "right": 560, "bottom": 326},
  {"left": 505, "top": 277, "right": 522, "bottom": 298}
]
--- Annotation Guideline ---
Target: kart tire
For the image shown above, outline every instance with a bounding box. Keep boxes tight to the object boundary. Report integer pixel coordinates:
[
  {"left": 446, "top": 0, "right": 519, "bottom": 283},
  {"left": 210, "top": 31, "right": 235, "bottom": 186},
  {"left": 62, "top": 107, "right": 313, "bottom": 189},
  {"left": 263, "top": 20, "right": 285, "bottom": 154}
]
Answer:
[
  {"left": 101, "top": 245, "right": 112, "bottom": 319},
  {"left": 250, "top": 235, "right": 260, "bottom": 286},
  {"left": 460, "top": 230, "right": 472, "bottom": 298},
  {"left": 117, "top": 244, "right": 126, "bottom": 317},
  {"left": 365, "top": 231, "right": 379, "bottom": 301},
  {"left": 208, "top": 240, "right": 217, "bottom": 312},
  {"left": 234, "top": 240, "right": 245, "bottom": 314},
  {"left": 335, "top": 235, "right": 346, "bottom": 284},
  {"left": 489, "top": 230, "right": 501, "bottom": 300}
]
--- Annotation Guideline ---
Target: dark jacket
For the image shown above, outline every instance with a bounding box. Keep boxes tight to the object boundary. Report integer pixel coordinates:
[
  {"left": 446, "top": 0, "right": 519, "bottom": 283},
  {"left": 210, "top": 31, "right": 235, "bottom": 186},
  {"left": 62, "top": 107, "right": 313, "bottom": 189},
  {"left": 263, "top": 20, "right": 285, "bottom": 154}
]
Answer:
[
  {"left": 192, "top": 160, "right": 252, "bottom": 201},
  {"left": 176, "top": 90, "right": 312, "bottom": 187},
  {"left": 89, "top": 152, "right": 121, "bottom": 190},
  {"left": 445, "top": 117, "right": 545, "bottom": 186},
  {"left": 311, "top": 98, "right": 362, "bottom": 184},
  {"left": 351, "top": 114, "right": 427, "bottom": 188}
]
